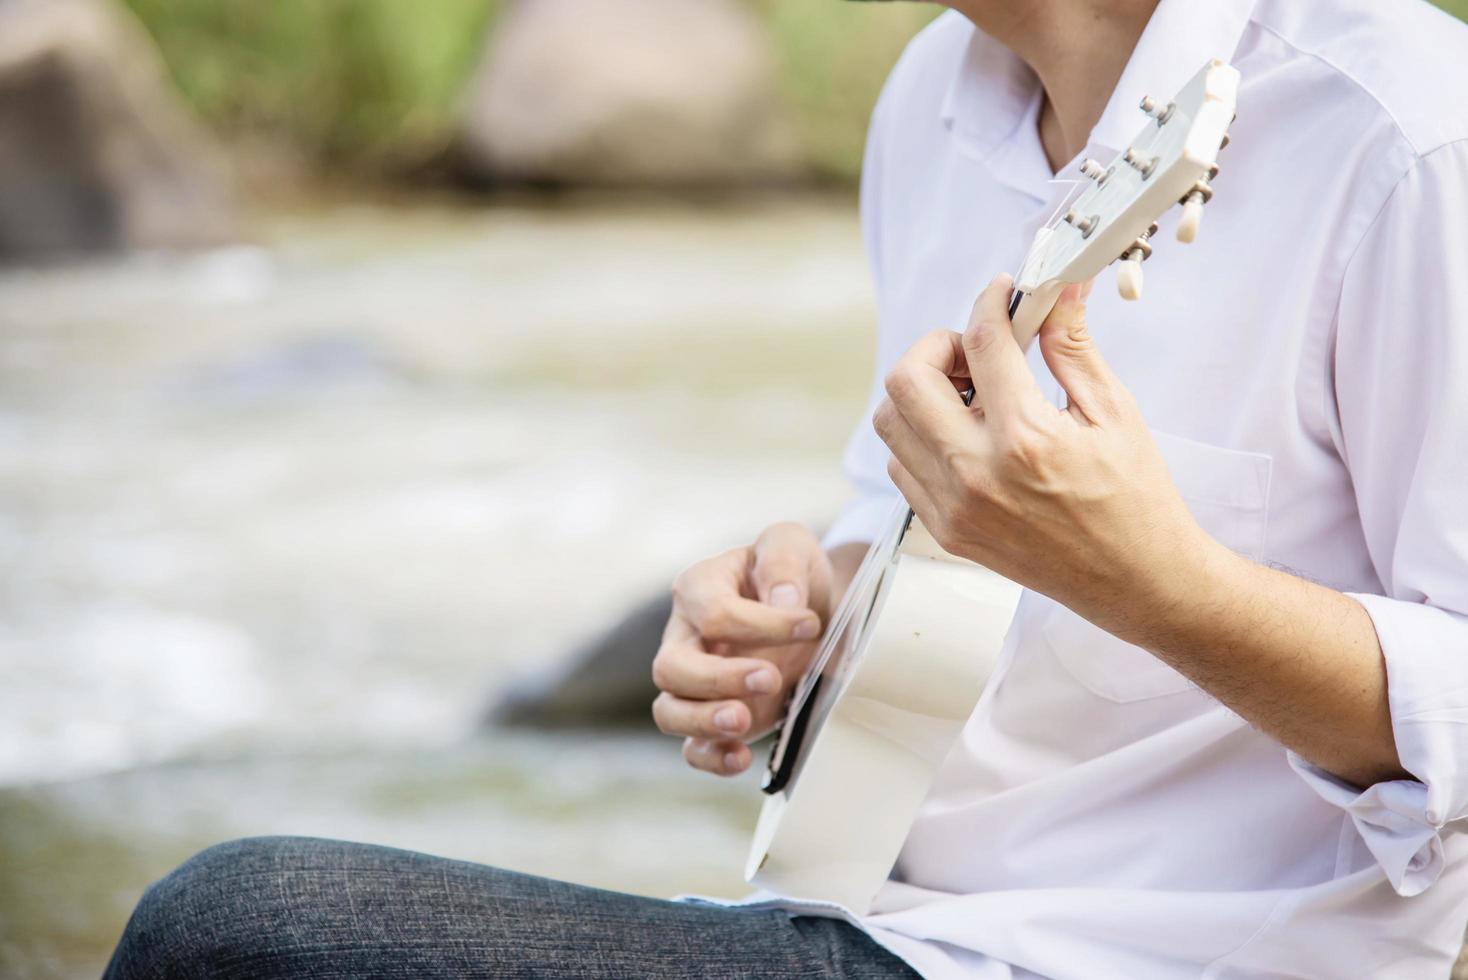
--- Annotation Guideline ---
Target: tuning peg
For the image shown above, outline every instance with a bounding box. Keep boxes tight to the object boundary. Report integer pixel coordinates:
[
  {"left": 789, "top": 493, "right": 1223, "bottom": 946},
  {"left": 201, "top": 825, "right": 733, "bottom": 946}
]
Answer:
[
  {"left": 1178, "top": 197, "right": 1205, "bottom": 243},
  {"left": 1176, "top": 180, "right": 1214, "bottom": 243},
  {"left": 1063, "top": 209, "right": 1099, "bottom": 238},
  {"left": 1138, "top": 96, "right": 1175, "bottom": 125},
  {"left": 1123, "top": 148, "right": 1157, "bottom": 178},
  {"left": 1079, "top": 158, "right": 1107, "bottom": 181},
  {"left": 1116, "top": 236, "right": 1153, "bottom": 301},
  {"left": 1118, "top": 254, "right": 1144, "bottom": 301}
]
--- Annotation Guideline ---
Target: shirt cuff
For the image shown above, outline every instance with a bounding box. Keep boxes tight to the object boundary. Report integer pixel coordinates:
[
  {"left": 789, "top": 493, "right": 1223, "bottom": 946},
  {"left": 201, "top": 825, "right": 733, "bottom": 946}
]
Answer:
[
  {"left": 1286, "top": 752, "right": 1444, "bottom": 896},
  {"left": 821, "top": 494, "right": 901, "bottom": 552},
  {"left": 1286, "top": 591, "right": 1468, "bottom": 897}
]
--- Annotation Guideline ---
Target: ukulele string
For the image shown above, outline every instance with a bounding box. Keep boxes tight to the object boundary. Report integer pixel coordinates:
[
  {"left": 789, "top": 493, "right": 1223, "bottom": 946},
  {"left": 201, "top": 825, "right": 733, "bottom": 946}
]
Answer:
[
  {"left": 780, "top": 284, "right": 1019, "bottom": 723},
  {"left": 780, "top": 501, "right": 908, "bottom": 719}
]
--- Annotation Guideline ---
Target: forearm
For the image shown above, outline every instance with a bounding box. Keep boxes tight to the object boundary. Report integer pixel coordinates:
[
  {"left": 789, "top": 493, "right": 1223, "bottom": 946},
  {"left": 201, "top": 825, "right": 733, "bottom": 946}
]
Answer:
[{"left": 1115, "top": 530, "right": 1408, "bottom": 788}]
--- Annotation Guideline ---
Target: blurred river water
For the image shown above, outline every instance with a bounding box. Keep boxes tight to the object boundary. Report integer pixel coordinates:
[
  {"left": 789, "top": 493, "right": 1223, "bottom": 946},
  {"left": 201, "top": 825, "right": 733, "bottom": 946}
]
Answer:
[{"left": 0, "top": 195, "right": 875, "bottom": 977}]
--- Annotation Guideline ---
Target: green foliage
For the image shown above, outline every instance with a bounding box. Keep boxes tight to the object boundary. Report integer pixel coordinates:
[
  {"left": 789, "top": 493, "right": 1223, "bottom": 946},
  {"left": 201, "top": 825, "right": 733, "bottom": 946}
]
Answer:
[
  {"left": 120, "top": 0, "right": 1467, "bottom": 183},
  {"left": 754, "top": 1, "right": 939, "bottom": 182},
  {"left": 121, "top": 0, "right": 499, "bottom": 165},
  {"left": 121, "top": 0, "right": 935, "bottom": 181}
]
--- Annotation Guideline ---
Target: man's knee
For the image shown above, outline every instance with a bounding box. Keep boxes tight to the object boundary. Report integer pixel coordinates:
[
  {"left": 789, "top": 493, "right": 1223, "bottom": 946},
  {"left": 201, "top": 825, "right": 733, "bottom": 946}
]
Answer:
[{"left": 105, "top": 836, "right": 322, "bottom": 979}]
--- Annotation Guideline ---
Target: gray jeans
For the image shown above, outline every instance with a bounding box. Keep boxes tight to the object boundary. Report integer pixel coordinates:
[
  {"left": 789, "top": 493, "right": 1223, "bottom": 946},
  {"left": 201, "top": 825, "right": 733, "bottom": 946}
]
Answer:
[{"left": 103, "top": 836, "right": 921, "bottom": 979}]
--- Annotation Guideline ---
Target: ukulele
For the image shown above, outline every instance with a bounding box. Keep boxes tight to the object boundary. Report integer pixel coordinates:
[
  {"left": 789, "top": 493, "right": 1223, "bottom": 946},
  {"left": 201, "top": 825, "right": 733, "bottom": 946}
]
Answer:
[{"left": 746, "top": 59, "right": 1240, "bottom": 914}]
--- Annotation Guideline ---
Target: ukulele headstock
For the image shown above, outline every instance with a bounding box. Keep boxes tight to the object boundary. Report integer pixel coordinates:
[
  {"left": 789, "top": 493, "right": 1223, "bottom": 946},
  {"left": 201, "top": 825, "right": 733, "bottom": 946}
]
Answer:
[{"left": 1009, "top": 59, "right": 1239, "bottom": 346}]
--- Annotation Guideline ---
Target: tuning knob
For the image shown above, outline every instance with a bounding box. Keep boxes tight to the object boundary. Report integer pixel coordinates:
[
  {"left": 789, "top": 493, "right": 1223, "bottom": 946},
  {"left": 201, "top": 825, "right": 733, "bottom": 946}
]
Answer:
[
  {"left": 1123, "top": 148, "right": 1158, "bottom": 179},
  {"left": 1117, "top": 255, "right": 1144, "bottom": 300},
  {"left": 1063, "top": 209, "right": 1100, "bottom": 237},
  {"left": 1177, "top": 194, "right": 1205, "bottom": 243},
  {"left": 1138, "top": 96, "right": 1175, "bottom": 125},
  {"left": 1116, "top": 235, "right": 1153, "bottom": 301},
  {"left": 1176, "top": 179, "right": 1214, "bottom": 244}
]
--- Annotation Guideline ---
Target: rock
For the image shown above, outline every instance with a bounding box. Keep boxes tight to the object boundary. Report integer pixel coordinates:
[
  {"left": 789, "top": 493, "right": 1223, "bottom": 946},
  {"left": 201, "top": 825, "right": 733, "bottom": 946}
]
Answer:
[
  {"left": 0, "top": 0, "right": 235, "bottom": 258},
  {"left": 488, "top": 592, "right": 669, "bottom": 728},
  {"left": 458, "top": 0, "right": 801, "bottom": 187}
]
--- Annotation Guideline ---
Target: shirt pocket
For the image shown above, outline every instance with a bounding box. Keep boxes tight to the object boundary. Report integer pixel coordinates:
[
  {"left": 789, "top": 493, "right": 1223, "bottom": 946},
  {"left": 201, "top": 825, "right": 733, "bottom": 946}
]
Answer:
[{"left": 1042, "top": 430, "right": 1273, "bottom": 703}]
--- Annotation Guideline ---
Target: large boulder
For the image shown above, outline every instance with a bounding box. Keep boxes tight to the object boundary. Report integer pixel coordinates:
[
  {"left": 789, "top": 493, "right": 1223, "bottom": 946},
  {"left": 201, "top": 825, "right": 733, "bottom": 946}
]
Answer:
[
  {"left": 0, "top": 0, "right": 235, "bottom": 258},
  {"left": 458, "top": 0, "right": 801, "bottom": 187},
  {"left": 488, "top": 592, "right": 669, "bottom": 729}
]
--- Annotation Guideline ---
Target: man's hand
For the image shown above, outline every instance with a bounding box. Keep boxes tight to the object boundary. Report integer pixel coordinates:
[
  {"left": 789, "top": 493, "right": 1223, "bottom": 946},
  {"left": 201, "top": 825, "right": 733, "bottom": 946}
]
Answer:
[
  {"left": 873, "top": 273, "right": 1407, "bottom": 787},
  {"left": 651, "top": 523, "right": 835, "bottom": 777},
  {"left": 872, "top": 274, "right": 1206, "bottom": 634}
]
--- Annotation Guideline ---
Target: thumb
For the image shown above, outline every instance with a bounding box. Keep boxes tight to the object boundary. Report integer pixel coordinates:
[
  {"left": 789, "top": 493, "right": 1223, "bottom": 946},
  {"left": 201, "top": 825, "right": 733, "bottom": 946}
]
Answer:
[
  {"left": 1037, "top": 280, "right": 1119, "bottom": 423},
  {"left": 962, "top": 274, "right": 1037, "bottom": 414},
  {"left": 749, "top": 522, "right": 829, "bottom": 624}
]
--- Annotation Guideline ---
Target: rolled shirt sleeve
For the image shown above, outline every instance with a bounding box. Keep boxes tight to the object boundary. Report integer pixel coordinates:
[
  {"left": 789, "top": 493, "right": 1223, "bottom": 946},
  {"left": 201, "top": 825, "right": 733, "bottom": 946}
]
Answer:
[{"left": 1290, "top": 140, "right": 1468, "bottom": 897}]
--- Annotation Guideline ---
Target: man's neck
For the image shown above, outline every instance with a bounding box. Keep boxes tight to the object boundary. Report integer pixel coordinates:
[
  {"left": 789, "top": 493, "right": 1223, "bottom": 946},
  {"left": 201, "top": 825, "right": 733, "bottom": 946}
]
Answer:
[{"left": 946, "top": 0, "right": 1160, "bottom": 172}]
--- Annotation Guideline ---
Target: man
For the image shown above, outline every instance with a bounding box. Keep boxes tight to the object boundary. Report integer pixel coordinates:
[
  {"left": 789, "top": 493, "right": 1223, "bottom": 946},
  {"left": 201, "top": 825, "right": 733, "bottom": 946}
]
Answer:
[{"left": 106, "top": 0, "right": 1468, "bottom": 977}]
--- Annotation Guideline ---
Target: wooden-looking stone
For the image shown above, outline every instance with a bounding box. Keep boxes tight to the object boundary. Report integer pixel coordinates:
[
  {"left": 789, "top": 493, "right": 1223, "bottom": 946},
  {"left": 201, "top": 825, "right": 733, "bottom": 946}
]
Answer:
[{"left": 458, "top": 0, "right": 801, "bottom": 187}]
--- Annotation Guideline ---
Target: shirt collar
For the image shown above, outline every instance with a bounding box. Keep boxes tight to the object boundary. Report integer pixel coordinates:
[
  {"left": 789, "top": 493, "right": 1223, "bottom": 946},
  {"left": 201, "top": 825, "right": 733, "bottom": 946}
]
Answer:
[
  {"left": 1088, "top": 0, "right": 1257, "bottom": 156},
  {"left": 941, "top": 0, "right": 1257, "bottom": 186}
]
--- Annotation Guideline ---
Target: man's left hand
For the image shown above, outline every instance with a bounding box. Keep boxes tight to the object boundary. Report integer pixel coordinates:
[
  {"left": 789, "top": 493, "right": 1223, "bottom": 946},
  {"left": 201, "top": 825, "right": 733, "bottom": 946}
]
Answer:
[{"left": 873, "top": 273, "right": 1209, "bottom": 634}]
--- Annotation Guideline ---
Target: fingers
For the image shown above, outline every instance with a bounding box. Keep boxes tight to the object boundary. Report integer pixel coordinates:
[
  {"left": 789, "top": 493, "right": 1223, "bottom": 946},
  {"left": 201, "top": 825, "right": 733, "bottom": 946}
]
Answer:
[
  {"left": 1036, "top": 279, "right": 1124, "bottom": 424},
  {"left": 875, "top": 397, "right": 955, "bottom": 495},
  {"left": 653, "top": 692, "right": 751, "bottom": 739},
  {"left": 749, "top": 522, "right": 832, "bottom": 625},
  {"left": 886, "top": 455, "right": 943, "bottom": 539},
  {"left": 963, "top": 274, "right": 1043, "bottom": 414},
  {"left": 658, "top": 525, "right": 833, "bottom": 777},
  {"left": 652, "top": 628, "right": 782, "bottom": 700},
  {"left": 683, "top": 737, "right": 752, "bottom": 776},
  {"left": 673, "top": 547, "right": 820, "bottom": 645},
  {"left": 880, "top": 330, "right": 973, "bottom": 454},
  {"left": 690, "top": 593, "right": 821, "bottom": 645}
]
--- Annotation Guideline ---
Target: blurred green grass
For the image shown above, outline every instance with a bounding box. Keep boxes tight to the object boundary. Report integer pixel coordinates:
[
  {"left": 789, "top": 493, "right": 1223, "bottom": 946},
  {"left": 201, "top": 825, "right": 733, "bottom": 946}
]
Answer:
[
  {"left": 122, "top": 0, "right": 1466, "bottom": 183},
  {"left": 121, "top": 0, "right": 936, "bottom": 181},
  {"left": 121, "top": 0, "right": 502, "bottom": 165}
]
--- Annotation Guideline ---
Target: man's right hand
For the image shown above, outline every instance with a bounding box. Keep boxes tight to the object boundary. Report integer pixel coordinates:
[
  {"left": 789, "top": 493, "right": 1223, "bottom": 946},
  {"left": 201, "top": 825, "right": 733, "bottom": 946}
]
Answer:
[{"left": 651, "top": 522, "right": 838, "bottom": 777}]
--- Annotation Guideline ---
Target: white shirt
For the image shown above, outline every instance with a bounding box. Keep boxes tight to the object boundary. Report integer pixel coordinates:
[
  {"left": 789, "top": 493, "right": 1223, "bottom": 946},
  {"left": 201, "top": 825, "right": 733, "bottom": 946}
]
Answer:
[{"left": 814, "top": 1, "right": 1468, "bottom": 977}]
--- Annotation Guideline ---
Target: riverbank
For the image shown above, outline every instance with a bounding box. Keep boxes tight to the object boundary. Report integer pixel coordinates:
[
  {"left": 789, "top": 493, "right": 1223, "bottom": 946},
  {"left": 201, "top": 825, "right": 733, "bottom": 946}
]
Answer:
[{"left": 0, "top": 194, "right": 874, "bottom": 977}]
